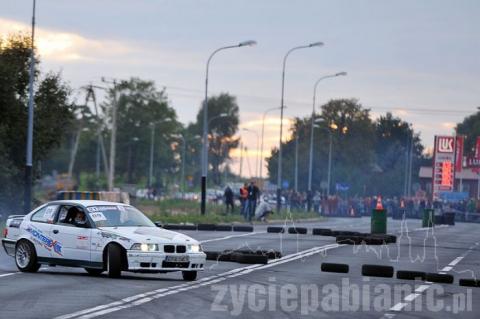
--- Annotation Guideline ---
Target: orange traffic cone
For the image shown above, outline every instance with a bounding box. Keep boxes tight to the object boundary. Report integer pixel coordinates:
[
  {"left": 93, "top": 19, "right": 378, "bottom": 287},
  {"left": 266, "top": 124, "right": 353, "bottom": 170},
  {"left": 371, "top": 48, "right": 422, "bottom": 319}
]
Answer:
[{"left": 376, "top": 196, "right": 383, "bottom": 210}]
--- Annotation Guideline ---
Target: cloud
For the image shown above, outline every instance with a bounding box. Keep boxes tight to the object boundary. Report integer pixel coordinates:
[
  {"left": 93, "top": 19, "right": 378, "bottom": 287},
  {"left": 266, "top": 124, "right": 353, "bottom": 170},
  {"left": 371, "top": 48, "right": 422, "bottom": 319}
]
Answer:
[{"left": 0, "top": 18, "right": 133, "bottom": 62}]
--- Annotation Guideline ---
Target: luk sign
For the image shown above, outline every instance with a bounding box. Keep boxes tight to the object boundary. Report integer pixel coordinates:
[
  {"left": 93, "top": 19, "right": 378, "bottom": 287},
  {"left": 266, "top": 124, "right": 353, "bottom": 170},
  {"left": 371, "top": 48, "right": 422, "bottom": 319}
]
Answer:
[{"left": 432, "top": 136, "right": 456, "bottom": 200}]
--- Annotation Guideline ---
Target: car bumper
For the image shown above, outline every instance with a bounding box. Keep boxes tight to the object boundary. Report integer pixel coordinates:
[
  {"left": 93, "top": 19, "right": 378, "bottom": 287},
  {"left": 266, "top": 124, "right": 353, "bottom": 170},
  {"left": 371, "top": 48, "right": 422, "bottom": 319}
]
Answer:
[
  {"left": 126, "top": 251, "right": 206, "bottom": 272},
  {"left": 2, "top": 239, "right": 16, "bottom": 257}
]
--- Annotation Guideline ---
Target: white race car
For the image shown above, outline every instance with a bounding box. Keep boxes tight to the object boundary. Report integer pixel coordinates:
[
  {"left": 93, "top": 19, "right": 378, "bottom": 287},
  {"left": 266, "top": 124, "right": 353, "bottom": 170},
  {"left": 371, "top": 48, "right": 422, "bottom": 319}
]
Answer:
[{"left": 2, "top": 200, "right": 206, "bottom": 280}]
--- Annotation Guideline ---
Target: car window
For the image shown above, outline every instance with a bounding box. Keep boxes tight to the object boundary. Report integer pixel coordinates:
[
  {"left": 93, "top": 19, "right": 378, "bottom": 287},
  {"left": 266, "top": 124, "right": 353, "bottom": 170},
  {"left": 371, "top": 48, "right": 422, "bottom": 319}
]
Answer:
[
  {"left": 56, "top": 205, "right": 91, "bottom": 228},
  {"left": 87, "top": 205, "right": 155, "bottom": 227},
  {"left": 31, "top": 205, "right": 59, "bottom": 223}
]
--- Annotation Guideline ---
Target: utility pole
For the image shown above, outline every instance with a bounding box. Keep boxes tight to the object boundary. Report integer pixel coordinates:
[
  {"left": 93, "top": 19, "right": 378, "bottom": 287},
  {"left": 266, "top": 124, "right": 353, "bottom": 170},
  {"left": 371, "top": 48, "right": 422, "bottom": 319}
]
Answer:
[
  {"left": 294, "top": 134, "right": 299, "bottom": 192},
  {"left": 24, "top": 0, "right": 36, "bottom": 214},
  {"left": 239, "top": 141, "right": 244, "bottom": 180},
  {"left": 102, "top": 78, "right": 119, "bottom": 191}
]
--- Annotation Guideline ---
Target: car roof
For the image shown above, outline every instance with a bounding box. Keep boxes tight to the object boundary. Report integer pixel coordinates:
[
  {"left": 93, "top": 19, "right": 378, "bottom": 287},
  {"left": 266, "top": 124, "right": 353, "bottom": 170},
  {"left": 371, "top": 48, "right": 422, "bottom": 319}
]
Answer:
[{"left": 49, "top": 200, "right": 129, "bottom": 207}]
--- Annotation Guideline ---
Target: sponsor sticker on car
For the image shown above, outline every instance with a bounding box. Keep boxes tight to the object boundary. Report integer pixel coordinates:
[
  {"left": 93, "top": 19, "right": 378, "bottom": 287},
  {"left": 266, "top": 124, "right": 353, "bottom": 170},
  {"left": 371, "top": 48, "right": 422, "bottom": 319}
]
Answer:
[{"left": 89, "top": 212, "right": 107, "bottom": 222}]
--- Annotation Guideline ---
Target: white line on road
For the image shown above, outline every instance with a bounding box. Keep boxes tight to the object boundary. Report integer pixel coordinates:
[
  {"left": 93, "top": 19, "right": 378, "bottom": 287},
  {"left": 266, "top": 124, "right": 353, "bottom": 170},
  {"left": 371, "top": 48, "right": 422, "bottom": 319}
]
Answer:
[
  {"left": 200, "top": 231, "right": 266, "bottom": 243},
  {"left": 0, "top": 272, "right": 16, "bottom": 278},
  {"left": 54, "top": 243, "right": 341, "bottom": 319}
]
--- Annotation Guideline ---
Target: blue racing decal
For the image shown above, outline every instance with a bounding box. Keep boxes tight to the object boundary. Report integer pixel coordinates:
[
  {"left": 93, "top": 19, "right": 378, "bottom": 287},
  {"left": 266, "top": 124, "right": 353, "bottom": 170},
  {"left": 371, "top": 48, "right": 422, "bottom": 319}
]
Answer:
[{"left": 26, "top": 226, "right": 63, "bottom": 255}]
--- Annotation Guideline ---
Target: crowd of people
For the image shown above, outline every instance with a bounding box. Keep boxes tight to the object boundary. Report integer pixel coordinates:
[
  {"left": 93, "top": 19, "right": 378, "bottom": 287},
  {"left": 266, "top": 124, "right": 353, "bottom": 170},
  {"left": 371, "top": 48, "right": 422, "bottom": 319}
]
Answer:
[{"left": 221, "top": 186, "right": 480, "bottom": 220}]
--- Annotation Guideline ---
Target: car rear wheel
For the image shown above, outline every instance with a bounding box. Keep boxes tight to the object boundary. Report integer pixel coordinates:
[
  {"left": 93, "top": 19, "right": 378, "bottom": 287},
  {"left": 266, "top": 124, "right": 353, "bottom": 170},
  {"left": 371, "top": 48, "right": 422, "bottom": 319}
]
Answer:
[
  {"left": 182, "top": 271, "right": 197, "bottom": 281},
  {"left": 85, "top": 268, "right": 104, "bottom": 276},
  {"left": 107, "top": 244, "right": 122, "bottom": 278},
  {"left": 15, "top": 240, "right": 40, "bottom": 273}
]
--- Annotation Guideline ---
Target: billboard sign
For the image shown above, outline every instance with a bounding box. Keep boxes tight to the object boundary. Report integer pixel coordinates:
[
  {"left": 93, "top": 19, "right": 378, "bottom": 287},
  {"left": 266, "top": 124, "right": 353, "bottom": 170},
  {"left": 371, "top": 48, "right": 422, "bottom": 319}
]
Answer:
[{"left": 432, "top": 136, "right": 456, "bottom": 200}]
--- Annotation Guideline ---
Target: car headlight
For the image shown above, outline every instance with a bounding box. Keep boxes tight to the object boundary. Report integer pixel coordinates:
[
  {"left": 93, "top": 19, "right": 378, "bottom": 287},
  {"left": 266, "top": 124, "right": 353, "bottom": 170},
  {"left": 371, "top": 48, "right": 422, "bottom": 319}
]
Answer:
[
  {"left": 188, "top": 244, "right": 202, "bottom": 253},
  {"left": 130, "top": 243, "right": 159, "bottom": 252}
]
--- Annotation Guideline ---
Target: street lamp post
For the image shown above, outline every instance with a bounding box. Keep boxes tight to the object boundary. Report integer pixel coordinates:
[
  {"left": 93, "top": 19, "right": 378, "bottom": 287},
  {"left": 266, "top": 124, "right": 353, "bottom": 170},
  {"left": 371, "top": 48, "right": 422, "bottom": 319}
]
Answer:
[
  {"left": 276, "top": 42, "right": 324, "bottom": 212},
  {"left": 294, "top": 133, "right": 299, "bottom": 192},
  {"left": 171, "top": 134, "right": 186, "bottom": 198},
  {"left": 307, "top": 72, "right": 346, "bottom": 210},
  {"left": 259, "top": 106, "right": 282, "bottom": 180},
  {"left": 201, "top": 41, "right": 256, "bottom": 215},
  {"left": 24, "top": 0, "right": 36, "bottom": 213},
  {"left": 242, "top": 128, "right": 260, "bottom": 178}
]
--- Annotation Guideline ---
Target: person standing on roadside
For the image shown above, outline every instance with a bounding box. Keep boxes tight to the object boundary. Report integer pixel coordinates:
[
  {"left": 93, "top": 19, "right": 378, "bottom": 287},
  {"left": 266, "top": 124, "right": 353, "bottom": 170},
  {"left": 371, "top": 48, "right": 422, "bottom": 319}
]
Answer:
[
  {"left": 246, "top": 180, "right": 260, "bottom": 222},
  {"left": 224, "top": 185, "right": 234, "bottom": 214},
  {"left": 240, "top": 183, "right": 248, "bottom": 217}
]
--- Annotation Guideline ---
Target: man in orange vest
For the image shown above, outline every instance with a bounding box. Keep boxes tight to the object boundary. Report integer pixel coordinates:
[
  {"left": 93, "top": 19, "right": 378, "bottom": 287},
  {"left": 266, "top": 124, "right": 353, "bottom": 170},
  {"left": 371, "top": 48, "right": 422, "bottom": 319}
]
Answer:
[{"left": 239, "top": 183, "right": 248, "bottom": 217}]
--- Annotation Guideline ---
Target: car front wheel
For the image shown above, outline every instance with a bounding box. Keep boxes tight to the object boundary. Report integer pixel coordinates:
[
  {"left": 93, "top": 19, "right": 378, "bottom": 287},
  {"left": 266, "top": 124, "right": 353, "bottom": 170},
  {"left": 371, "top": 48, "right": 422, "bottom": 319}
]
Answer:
[
  {"left": 182, "top": 271, "right": 197, "bottom": 281},
  {"left": 15, "top": 240, "right": 40, "bottom": 273},
  {"left": 107, "top": 244, "right": 122, "bottom": 278}
]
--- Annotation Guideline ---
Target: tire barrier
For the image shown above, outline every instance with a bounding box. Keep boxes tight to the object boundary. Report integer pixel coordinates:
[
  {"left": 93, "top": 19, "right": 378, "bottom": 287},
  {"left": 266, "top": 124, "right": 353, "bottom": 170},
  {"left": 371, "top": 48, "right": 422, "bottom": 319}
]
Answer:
[
  {"left": 425, "top": 273, "right": 454, "bottom": 284},
  {"left": 362, "top": 264, "right": 394, "bottom": 278},
  {"left": 267, "top": 226, "right": 285, "bottom": 233},
  {"left": 162, "top": 224, "right": 181, "bottom": 230},
  {"left": 288, "top": 227, "right": 308, "bottom": 234},
  {"left": 197, "top": 224, "right": 217, "bottom": 231},
  {"left": 178, "top": 224, "right": 197, "bottom": 231},
  {"left": 321, "top": 263, "right": 349, "bottom": 273},
  {"left": 363, "top": 237, "right": 385, "bottom": 245},
  {"left": 231, "top": 253, "right": 269, "bottom": 264},
  {"left": 396, "top": 270, "right": 426, "bottom": 281},
  {"left": 228, "top": 249, "right": 282, "bottom": 259},
  {"left": 312, "top": 228, "right": 332, "bottom": 236},
  {"left": 459, "top": 279, "right": 480, "bottom": 287},
  {"left": 337, "top": 231, "right": 360, "bottom": 236},
  {"left": 434, "top": 215, "right": 445, "bottom": 225},
  {"left": 215, "top": 224, "right": 233, "bottom": 231},
  {"left": 335, "top": 235, "right": 363, "bottom": 245},
  {"left": 369, "top": 234, "right": 397, "bottom": 244},
  {"left": 233, "top": 225, "right": 254, "bottom": 232}
]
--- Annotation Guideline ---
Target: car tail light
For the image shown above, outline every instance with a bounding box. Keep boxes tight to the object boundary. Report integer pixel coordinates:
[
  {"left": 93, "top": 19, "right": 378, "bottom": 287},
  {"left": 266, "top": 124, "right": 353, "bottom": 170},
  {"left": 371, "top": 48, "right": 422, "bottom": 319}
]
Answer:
[{"left": 2, "top": 228, "right": 7, "bottom": 238}]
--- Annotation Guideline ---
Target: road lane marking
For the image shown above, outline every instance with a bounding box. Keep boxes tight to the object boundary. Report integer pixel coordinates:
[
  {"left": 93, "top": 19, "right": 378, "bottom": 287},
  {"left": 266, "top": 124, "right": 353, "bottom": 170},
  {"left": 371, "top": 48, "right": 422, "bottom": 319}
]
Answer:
[
  {"left": 383, "top": 245, "right": 475, "bottom": 319},
  {"left": 0, "top": 272, "right": 16, "bottom": 278},
  {"left": 200, "top": 231, "right": 266, "bottom": 243},
  {"left": 54, "top": 243, "right": 342, "bottom": 319}
]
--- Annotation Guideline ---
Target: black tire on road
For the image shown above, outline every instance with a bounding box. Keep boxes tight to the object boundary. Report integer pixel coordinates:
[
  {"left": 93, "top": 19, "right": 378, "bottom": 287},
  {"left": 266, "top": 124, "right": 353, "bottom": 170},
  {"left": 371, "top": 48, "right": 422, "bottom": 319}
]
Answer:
[
  {"left": 312, "top": 228, "right": 332, "bottom": 236},
  {"left": 288, "top": 227, "right": 307, "bottom": 235},
  {"left": 107, "top": 244, "right": 123, "bottom": 278},
  {"left": 267, "top": 226, "right": 285, "bottom": 233},
  {"left": 396, "top": 270, "right": 426, "bottom": 281},
  {"left": 15, "top": 240, "right": 40, "bottom": 273},
  {"left": 85, "top": 268, "right": 104, "bottom": 276},
  {"left": 232, "top": 253, "right": 268, "bottom": 264},
  {"left": 459, "top": 279, "right": 480, "bottom": 287},
  {"left": 233, "top": 225, "right": 254, "bottom": 232},
  {"left": 182, "top": 271, "right": 197, "bottom": 281},
  {"left": 215, "top": 224, "right": 233, "bottom": 231},
  {"left": 425, "top": 273, "right": 454, "bottom": 284},
  {"left": 321, "top": 263, "right": 349, "bottom": 273},
  {"left": 198, "top": 224, "right": 216, "bottom": 231},
  {"left": 362, "top": 264, "right": 394, "bottom": 278}
]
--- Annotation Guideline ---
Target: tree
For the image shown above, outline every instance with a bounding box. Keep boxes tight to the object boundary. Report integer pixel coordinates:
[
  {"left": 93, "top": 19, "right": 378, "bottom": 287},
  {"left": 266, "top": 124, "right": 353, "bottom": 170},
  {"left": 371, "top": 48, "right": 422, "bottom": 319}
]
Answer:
[
  {"left": 0, "top": 34, "right": 74, "bottom": 212},
  {"left": 190, "top": 93, "right": 240, "bottom": 185},
  {"left": 371, "top": 113, "right": 423, "bottom": 196},
  {"left": 101, "top": 78, "right": 180, "bottom": 187},
  {"left": 456, "top": 109, "right": 480, "bottom": 156}
]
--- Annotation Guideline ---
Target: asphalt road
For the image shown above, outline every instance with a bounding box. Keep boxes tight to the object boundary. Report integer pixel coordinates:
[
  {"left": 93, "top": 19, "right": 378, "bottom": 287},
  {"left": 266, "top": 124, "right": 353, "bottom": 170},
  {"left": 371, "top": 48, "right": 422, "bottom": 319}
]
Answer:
[{"left": 1, "top": 217, "right": 479, "bottom": 318}]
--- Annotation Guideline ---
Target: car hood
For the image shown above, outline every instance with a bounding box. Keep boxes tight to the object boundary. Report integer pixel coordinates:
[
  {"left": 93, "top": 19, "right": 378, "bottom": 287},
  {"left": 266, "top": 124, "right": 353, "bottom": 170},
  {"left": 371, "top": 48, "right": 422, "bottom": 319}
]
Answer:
[{"left": 97, "top": 226, "right": 198, "bottom": 245}]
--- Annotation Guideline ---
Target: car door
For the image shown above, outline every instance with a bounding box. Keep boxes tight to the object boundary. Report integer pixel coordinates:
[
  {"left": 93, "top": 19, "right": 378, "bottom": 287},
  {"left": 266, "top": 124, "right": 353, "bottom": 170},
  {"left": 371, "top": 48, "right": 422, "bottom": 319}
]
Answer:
[
  {"left": 50, "top": 205, "right": 92, "bottom": 263},
  {"left": 27, "top": 204, "right": 59, "bottom": 258}
]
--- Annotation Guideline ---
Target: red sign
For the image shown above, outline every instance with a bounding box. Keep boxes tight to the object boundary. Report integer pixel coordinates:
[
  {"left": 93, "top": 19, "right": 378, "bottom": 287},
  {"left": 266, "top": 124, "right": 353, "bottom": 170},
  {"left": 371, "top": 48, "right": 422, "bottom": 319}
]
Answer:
[
  {"left": 432, "top": 136, "right": 456, "bottom": 199},
  {"left": 437, "top": 136, "right": 455, "bottom": 153},
  {"left": 475, "top": 137, "right": 480, "bottom": 159},
  {"left": 455, "top": 136, "right": 464, "bottom": 172}
]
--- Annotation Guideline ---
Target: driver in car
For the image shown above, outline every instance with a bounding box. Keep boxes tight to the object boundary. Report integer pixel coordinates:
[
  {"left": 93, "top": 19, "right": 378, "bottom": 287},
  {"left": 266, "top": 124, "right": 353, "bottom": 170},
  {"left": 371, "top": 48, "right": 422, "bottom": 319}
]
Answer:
[{"left": 68, "top": 207, "right": 88, "bottom": 228}]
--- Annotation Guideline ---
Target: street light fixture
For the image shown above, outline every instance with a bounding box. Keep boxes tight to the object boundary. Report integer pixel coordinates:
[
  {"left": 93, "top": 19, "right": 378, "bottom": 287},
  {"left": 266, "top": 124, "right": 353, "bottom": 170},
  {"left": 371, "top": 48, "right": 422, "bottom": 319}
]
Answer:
[
  {"left": 201, "top": 41, "right": 256, "bottom": 215},
  {"left": 307, "top": 72, "right": 347, "bottom": 210},
  {"left": 277, "top": 42, "right": 324, "bottom": 212}
]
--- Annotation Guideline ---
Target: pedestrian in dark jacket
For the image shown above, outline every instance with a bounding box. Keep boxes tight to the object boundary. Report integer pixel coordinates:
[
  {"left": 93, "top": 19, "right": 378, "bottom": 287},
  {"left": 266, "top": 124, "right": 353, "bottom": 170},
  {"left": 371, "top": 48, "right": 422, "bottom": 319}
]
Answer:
[
  {"left": 245, "top": 181, "right": 260, "bottom": 222},
  {"left": 224, "top": 186, "right": 234, "bottom": 214}
]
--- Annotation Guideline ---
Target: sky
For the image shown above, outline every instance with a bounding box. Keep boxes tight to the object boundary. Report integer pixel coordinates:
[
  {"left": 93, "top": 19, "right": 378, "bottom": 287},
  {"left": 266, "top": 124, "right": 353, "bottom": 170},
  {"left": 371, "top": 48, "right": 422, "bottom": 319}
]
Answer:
[{"left": 1, "top": 0, "right": 479, "bottom": 178}]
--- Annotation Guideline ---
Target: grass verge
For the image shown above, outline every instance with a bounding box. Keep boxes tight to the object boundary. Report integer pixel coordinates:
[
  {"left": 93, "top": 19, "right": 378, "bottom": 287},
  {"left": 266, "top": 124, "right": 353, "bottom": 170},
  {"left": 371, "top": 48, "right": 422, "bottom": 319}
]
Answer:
[{"left": 135, "top": 199, "right": 324, "bottom": 224}]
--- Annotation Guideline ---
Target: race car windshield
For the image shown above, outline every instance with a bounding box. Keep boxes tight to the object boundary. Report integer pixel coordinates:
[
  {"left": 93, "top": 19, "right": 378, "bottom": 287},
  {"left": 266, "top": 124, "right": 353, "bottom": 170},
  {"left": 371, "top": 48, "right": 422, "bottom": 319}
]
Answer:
[{"left": 86, "top": 205, "right": 155, "bottom": 228}]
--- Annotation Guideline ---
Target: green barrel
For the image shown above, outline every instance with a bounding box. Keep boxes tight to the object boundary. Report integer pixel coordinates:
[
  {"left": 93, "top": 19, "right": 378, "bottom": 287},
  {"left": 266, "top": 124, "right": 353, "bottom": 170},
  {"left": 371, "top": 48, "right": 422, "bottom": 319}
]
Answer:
[
  {"left": 371, "top": 209, "right": 387, "bottom": 234},
  {"left": 422, "top": 209, "right": 434, "bottom": 228}
]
